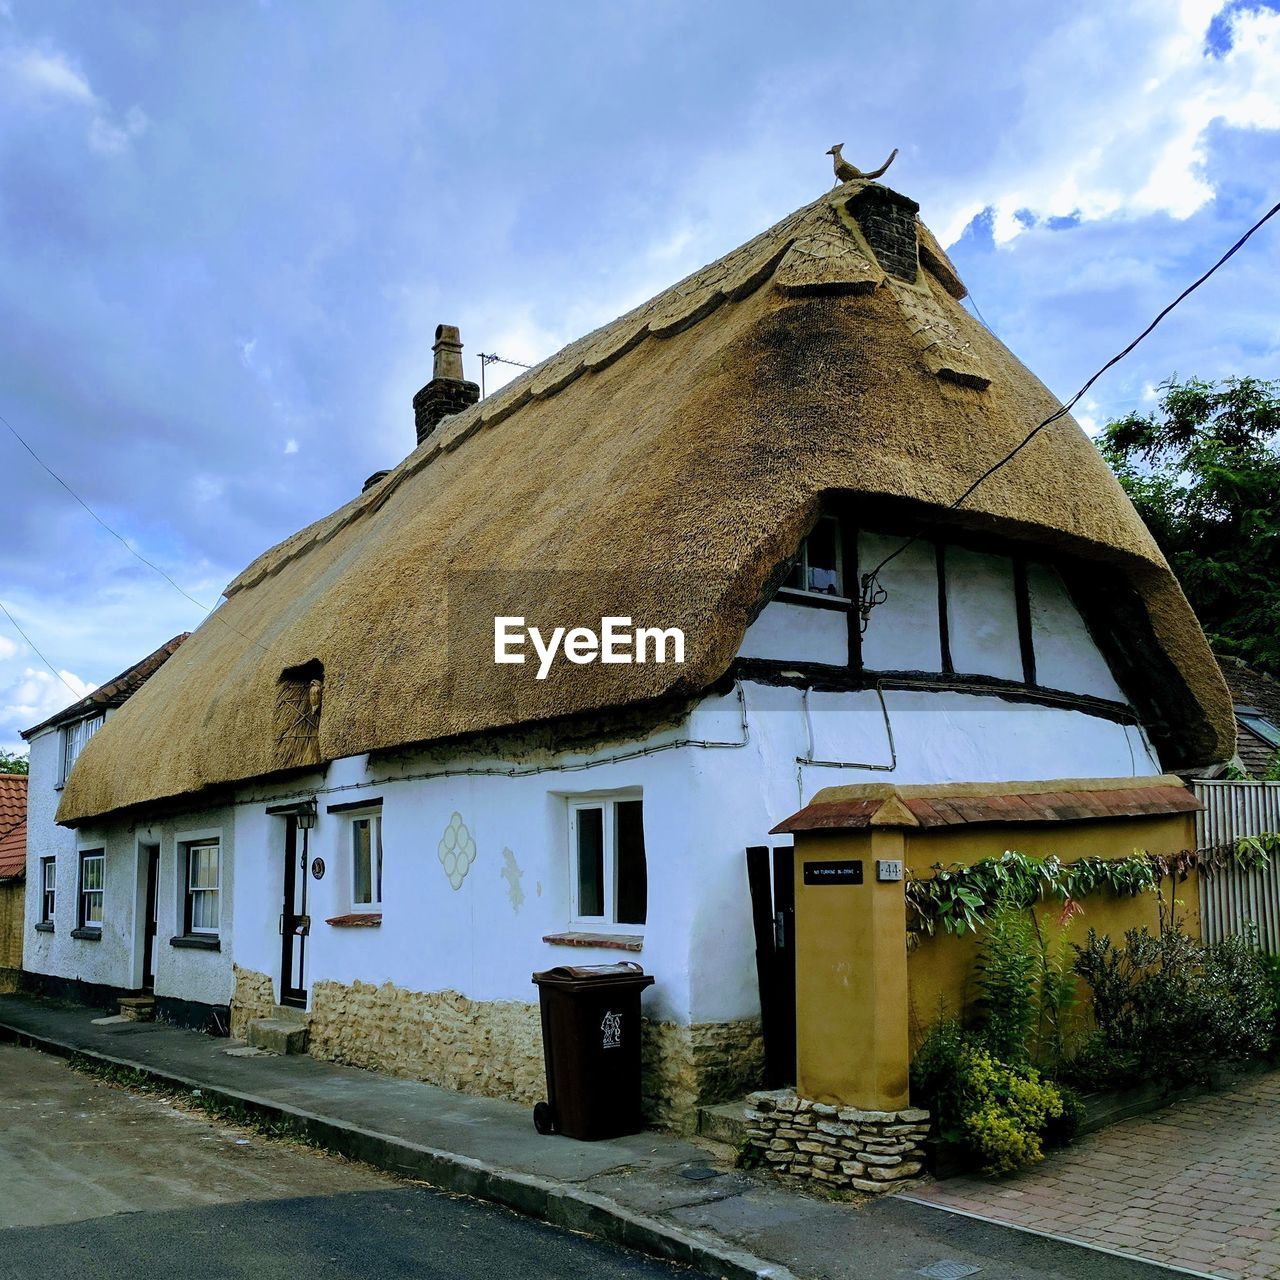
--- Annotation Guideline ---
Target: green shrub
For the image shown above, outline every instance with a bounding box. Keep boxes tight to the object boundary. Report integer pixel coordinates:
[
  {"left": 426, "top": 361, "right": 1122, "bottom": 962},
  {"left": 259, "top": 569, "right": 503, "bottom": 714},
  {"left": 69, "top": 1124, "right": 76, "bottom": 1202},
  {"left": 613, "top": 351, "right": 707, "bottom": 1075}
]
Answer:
[
  {"left": 1070, "top": 923, "right": 1277, "bottom": 1088},
  {"left": 1260, "top": 952, "right": 1280, "bottom": 1055},
  {"left": 911, "top": 1018, "right": 1067, "bottom": 1176},
  {"left": 974, "top": 893, "right": 1037, "bottom": 1065},
  {"left": 1042, "top": 1083, "right": 1085, "bottom": 1149}
]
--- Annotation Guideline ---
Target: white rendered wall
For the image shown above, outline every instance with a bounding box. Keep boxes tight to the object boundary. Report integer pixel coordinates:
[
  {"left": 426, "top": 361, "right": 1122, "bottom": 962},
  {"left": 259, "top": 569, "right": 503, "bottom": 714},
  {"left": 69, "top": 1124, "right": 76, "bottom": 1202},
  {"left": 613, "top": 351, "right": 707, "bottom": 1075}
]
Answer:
[
  {"left": 944, "top": 546, "right": 1023, "bottom": 681},
  {"left": 21, "top": 723, "right": 146, "bottom": 988},
  {"left": 858, "top": 533, "right": 942, "bottom": 672},
  {"left": 1026, "top": 563, "right": 1127, "bottom": 701},
  {"left": 739, "top": 600, "right": 846, "bottom": 665},
  {"left": 24, "top": 727, "right": 86, "bottom": 980}
]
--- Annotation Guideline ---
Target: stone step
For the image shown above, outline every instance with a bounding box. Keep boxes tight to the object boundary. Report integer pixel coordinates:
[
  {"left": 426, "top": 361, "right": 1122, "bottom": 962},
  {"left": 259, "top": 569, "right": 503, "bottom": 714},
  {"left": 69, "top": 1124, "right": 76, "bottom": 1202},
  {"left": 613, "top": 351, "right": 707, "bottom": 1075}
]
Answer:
[
  {"left": 246, "top": 1017, "right": 310, "bottom": 1055},
  {"left": 269, "top": 1004, "right": 310, "bottom": 1025},
  {"left": 118, "top": 996, "right": 156, "bottom": 1023},
  {"left": 696, "top": 1100, "right": 751, "bottom": 1147}
]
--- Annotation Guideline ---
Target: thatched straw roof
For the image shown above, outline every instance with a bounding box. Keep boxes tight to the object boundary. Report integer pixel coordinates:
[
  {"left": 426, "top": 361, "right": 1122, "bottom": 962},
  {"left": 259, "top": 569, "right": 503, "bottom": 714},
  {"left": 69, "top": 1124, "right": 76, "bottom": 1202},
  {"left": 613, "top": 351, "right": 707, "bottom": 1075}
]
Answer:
[{"left": 58, "top": 179, "right": 1234, "bottom": 824}]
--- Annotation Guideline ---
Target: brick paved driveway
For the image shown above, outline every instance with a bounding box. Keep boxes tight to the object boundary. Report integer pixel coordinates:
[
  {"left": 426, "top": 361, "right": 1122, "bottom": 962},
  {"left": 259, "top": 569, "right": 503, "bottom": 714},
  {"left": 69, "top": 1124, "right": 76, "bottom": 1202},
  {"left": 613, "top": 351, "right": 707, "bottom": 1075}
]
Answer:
[{"left": 901, "top": 1072, "right": 1280, "bottom": 1279}]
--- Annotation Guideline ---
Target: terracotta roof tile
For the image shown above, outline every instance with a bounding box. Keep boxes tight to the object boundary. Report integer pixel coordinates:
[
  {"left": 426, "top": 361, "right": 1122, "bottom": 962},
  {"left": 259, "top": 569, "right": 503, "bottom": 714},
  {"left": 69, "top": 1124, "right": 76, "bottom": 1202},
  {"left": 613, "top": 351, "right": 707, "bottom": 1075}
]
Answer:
[
  {"left": 773, "top": 779, "right": 1200, "bottom": 834},
  {"left": 0, "top": 773, "right": 26, "bottom": 880}
]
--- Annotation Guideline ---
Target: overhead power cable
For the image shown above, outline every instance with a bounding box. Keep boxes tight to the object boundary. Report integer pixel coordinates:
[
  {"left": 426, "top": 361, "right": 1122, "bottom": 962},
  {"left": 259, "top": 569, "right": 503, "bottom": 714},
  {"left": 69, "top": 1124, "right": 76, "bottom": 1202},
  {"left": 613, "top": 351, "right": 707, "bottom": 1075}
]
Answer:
[
  {"left": 858, "top": 194, "right": 1280, "bottom": 626},
  {"left": 0, "top": 410, "right": 273, "bottom": 658},
  {"left": 0, "top": 595, "right": 85, "bottom": 699}
]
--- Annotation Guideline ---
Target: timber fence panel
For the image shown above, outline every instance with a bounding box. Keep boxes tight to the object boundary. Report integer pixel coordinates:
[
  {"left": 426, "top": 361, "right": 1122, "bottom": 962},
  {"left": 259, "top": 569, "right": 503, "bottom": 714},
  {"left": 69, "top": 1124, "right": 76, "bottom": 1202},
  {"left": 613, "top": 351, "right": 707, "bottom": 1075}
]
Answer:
[{"left": 1194, "top": 780, "right": 1280, "bottom": 951}]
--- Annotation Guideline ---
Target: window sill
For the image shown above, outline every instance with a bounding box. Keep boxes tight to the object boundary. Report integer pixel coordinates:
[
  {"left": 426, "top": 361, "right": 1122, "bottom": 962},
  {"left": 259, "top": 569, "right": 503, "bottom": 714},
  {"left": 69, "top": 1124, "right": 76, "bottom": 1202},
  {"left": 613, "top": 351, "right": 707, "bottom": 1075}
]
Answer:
[
  {"left": 170, "top": 934, "right": 221, "bottom": 951},
  {"left": 776, "top": 588, "right": 851, "bottom": 612},
  {"left": 70, "top": 927, "right": 101, "bottom": 941},
  {"left": 543, "top": 931, "right": 643, "bottom": 953},
  {"left": 326, "top": 912, "right": 382, "bottom": 927},
  {"left": 34, "top": 921, "right": 54, "bottom": 934}
]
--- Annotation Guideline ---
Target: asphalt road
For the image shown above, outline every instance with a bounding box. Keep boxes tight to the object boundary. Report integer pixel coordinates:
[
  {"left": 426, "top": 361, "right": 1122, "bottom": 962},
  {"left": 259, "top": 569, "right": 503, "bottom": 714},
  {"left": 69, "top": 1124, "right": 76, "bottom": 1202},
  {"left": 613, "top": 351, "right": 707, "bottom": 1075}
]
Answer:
[
  {"left": 0, "top": 1043, "right": 688, "bottom": 1278},
  {"left": 0, "top": 1040, "right": 1179, "bottom": 1279}
]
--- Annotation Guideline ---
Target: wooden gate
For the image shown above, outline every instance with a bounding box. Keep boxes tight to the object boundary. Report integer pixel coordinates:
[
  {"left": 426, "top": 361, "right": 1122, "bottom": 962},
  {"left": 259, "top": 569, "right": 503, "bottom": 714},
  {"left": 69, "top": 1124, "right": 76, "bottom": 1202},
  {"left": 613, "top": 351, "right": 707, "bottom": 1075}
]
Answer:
[{"left": 746, "top": 845, "right": 796, "bottom": 1088}]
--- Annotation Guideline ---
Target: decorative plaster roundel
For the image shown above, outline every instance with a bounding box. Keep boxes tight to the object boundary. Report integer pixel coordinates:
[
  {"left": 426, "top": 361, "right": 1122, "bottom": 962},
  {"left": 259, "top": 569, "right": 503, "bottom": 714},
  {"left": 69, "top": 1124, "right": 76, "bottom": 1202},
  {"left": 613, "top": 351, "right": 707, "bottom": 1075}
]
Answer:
[{"left": 438, "top": 812, "right": 477, "bottom": 890}]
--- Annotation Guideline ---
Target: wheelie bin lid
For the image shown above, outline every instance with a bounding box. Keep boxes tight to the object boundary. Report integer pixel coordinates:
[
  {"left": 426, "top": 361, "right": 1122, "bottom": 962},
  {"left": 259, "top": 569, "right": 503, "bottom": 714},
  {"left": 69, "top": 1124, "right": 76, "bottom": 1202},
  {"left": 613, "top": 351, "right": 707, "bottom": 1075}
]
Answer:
[{"left": 532, "top": 962, "right": 654, "bottom": 990}]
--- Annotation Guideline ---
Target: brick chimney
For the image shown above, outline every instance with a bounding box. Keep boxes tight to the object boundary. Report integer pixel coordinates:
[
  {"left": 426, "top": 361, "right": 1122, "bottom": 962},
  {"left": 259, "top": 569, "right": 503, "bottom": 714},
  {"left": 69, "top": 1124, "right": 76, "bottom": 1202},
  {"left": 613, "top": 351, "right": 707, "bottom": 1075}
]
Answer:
[
  {"left": 413, "top": 324, "right": 480, "bottom": 446},
  {"left": 847, "top": 185, "right": 919, "bottom": 283}
]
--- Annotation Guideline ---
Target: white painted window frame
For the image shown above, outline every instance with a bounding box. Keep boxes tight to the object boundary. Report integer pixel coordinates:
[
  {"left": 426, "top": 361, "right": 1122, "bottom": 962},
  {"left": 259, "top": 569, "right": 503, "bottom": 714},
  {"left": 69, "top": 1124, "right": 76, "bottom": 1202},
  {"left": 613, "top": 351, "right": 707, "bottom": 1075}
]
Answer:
[
  {"left": 78, "top": 849, "right": 104, "bottom": 928},
  {"left": 348, "top": 809, "right": 383, "bottom": 911},
  {"left": 40, "top": 857, "right": 56, "bottom": 923},
  {"left": 59, "top": 713, "right": 105, "bottom": 787},
  {"left": 567, "top": 792, "right": 645, "bottom": 934},
  {"left": 175, "top": 829, "right": 223, "bottom": 937},
  {"left": 778, "top": 514, "right": 848, "bottom": 602}
]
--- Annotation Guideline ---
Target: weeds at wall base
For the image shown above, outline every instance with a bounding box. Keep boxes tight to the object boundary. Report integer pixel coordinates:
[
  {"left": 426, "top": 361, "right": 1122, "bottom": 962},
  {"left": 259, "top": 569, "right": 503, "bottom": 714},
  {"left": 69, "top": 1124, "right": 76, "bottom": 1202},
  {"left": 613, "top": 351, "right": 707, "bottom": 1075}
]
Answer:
[{"left": 66, "top": 1052, "right": 328, "bottom": 1150}]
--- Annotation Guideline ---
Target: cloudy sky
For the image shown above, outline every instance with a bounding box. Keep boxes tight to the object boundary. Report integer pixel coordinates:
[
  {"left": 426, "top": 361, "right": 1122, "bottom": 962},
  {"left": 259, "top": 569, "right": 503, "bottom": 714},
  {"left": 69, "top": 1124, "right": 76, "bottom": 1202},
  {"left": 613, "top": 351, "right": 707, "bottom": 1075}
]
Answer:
[{"left": 1, "top": 0, "right": 1278, "bottom": 751}]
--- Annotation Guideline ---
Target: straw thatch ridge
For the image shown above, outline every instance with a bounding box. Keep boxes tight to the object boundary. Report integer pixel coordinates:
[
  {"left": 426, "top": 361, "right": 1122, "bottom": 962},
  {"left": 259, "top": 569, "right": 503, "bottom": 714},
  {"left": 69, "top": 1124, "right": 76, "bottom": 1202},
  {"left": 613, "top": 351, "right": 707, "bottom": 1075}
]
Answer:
[{"left": 58, "top": 180, "right": 1234, "bottom": 824}]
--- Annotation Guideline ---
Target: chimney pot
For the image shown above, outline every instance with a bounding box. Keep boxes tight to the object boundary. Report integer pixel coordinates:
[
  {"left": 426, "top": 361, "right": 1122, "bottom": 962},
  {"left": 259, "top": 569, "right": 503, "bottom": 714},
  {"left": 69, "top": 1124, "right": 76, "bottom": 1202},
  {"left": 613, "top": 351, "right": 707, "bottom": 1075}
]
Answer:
[
  {"left": 433, "top": 324, "right": 466, "bottom": 381},
  {"left": 413, "top": 323, "right": 480, "bottom": 446}
]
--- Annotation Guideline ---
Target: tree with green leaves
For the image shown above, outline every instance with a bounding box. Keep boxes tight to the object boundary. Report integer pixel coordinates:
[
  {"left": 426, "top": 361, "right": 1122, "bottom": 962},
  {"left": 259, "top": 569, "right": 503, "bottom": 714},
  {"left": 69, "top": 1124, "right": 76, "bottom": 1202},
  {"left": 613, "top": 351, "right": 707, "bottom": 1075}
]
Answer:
[
  {"left": 0, "top": 748, "right": 28, "bottom": 775},
  {"left": 1100, "top": 375, "right": 1280, "bottom": 676}
]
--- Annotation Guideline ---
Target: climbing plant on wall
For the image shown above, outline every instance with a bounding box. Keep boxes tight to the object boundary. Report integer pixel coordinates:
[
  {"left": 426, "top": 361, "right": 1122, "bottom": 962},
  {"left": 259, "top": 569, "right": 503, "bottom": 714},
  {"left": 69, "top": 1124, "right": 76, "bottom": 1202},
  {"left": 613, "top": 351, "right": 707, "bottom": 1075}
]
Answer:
[{"left": 905, "top": 837, "right": 1280, "bottom": 939}]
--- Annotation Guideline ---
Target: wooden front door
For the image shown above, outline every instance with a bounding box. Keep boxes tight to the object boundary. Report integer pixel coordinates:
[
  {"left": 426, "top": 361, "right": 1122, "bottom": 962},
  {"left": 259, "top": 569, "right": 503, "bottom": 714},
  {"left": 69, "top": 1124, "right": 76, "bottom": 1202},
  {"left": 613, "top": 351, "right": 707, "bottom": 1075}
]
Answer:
[
  {"left": 141, "top": 844, "right": 160, "bottom": 990},
  {"left": 280, "top": 816, "right": 309, "bottom": 1008}
]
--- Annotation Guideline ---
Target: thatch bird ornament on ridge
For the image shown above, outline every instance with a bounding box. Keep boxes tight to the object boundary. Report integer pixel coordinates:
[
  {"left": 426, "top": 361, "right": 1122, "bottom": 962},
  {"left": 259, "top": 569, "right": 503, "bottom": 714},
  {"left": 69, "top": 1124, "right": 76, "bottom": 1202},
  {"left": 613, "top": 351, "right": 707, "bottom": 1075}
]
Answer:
[{"left": 827, "top": 144, "right": 898, "bottom": 184}]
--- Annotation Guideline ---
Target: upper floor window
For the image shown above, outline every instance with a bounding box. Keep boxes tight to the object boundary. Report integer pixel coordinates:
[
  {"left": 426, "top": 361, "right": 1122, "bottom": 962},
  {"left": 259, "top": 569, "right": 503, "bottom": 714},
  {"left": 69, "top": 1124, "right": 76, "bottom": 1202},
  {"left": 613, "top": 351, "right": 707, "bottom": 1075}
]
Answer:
[
  {"left": 78, "top": 849, "right": 104, "bottom": 930},
  {"left": 782, "top": 516, "right": 845, "bottom": 599},
  {"left": 350, "top": 811, "right": 383, "bottom": 910},
  {"left": 569, "top": 795, "right": 647, "bottom": 930},
  {"left": 60, "top": 714, "right": 104, "bottom": 786},
  {"left": 183, "top": 839, "right": 221, "bottom": 935}
]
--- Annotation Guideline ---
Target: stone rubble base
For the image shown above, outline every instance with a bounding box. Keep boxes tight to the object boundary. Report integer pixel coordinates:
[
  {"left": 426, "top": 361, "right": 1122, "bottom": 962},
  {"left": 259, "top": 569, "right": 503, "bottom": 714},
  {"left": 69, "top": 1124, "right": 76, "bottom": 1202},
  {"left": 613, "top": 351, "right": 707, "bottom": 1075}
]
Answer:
[{"left": 745, "top": 1090, "right": 929, "bottom": 1194}]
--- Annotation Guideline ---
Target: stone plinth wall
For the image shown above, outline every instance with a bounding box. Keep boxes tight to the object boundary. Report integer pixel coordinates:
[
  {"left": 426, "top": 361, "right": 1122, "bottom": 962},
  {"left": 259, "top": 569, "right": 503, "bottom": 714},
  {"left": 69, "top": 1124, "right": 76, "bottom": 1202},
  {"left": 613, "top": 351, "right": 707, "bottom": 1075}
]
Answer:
[
  {"left": 231, "top": 967, "right": 762, "bottom": 1131},
  {"left": 745, "top": 1090, "right": 929, "bottom": 1193},
  {"left": 642, "top": 1017, "right": 765, "bottom": 1131},
  {"left": 230, "top": 966, "right": 277, "bottom": 1037},
  {"left": 308, "top": 978, "right": 546, "bottom": 1102}
]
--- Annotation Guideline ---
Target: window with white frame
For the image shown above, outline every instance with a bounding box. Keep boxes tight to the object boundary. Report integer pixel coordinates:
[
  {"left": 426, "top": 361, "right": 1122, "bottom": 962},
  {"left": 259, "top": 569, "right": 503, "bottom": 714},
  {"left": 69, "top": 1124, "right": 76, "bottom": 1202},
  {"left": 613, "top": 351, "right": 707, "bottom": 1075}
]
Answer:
[
  {"left": 78, "top": 850, "right": 104, "bottom": 930},
  {"left": 183, "top": 839, "right": 221, "bottom": 934},
  {"left": 781, "top": 515, "right": 845, "bottom": 599},
  {"left": 40, "top": 857, "right": 55, "bottom": 924},
  {"left": 60, "top": 713, "right": 104, "bottom": 786},
  {"left": 569, "top": 796, "right": 647, "bottom": 929},
  {"left": 350, "top": 811, "right": 383, "bottom": 909}
]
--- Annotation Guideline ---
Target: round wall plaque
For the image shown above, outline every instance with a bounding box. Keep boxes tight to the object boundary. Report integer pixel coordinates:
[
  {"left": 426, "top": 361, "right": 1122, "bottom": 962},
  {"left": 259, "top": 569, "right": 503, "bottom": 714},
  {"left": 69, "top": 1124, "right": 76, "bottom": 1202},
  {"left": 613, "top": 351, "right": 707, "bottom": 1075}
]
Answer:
[{"left": 311, "top": 856, "right": 326, "bottom": 880}]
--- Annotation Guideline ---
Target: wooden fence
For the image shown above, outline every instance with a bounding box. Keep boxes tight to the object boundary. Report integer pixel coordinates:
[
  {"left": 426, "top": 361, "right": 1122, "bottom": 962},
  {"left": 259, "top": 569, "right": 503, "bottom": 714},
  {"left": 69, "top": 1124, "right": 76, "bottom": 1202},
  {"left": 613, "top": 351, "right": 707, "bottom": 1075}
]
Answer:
[{"left": 1194, "top": 779, "right": 1280, "bottom": 951}]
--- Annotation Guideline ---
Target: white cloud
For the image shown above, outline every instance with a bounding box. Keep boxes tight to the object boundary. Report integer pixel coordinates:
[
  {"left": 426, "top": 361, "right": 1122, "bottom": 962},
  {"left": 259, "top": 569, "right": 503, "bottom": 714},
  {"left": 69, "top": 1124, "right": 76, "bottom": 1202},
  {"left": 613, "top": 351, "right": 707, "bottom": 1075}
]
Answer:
[
  {"left": 9, "top": 46, "right": 94, "bottom": 104},
  {"left": 283, "top": 438, "right": 299, "bottom": 454},
  {"left": 931, "top": 1, "right": 1280, "bottom": 245},
  {"left": 88, "top": 103, "right": 149, "bottom": 156},
  {"left": 0, "top": 636, "right": 17, "bottom": 662},
  {"left": 0, "top": 665, "right": 95, "bottom": 740},
  {"left": 3, "top": 37, "right": 147, "bottom": 156}
]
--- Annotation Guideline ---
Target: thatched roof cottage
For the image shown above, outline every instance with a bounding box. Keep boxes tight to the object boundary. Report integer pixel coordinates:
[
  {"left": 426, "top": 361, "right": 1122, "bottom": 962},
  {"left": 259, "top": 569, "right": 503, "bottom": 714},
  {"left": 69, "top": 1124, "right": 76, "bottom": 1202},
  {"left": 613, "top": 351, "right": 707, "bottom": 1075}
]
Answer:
[{"left": 32, "top": 176, "right": 1232, "bottom": 1127}]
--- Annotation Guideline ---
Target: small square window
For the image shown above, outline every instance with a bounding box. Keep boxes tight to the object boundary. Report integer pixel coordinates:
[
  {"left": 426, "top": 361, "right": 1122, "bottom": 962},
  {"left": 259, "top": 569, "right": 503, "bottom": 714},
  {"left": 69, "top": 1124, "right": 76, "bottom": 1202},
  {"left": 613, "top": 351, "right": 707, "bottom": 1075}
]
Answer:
[
  {"left": 569, "top": 796, "right": 647, "bottom": 930},
  {"left": 351, "top": 813, "right": 383, "bottom": 909},
  {"left": 78, "top": 850, "right": 104, "bottom": 929},
  {"left": 40, "top": 857, "right": 56, "bottom": 924},
  {"left": 781, "top": 516, "right": 845, "bottom": 598}
]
